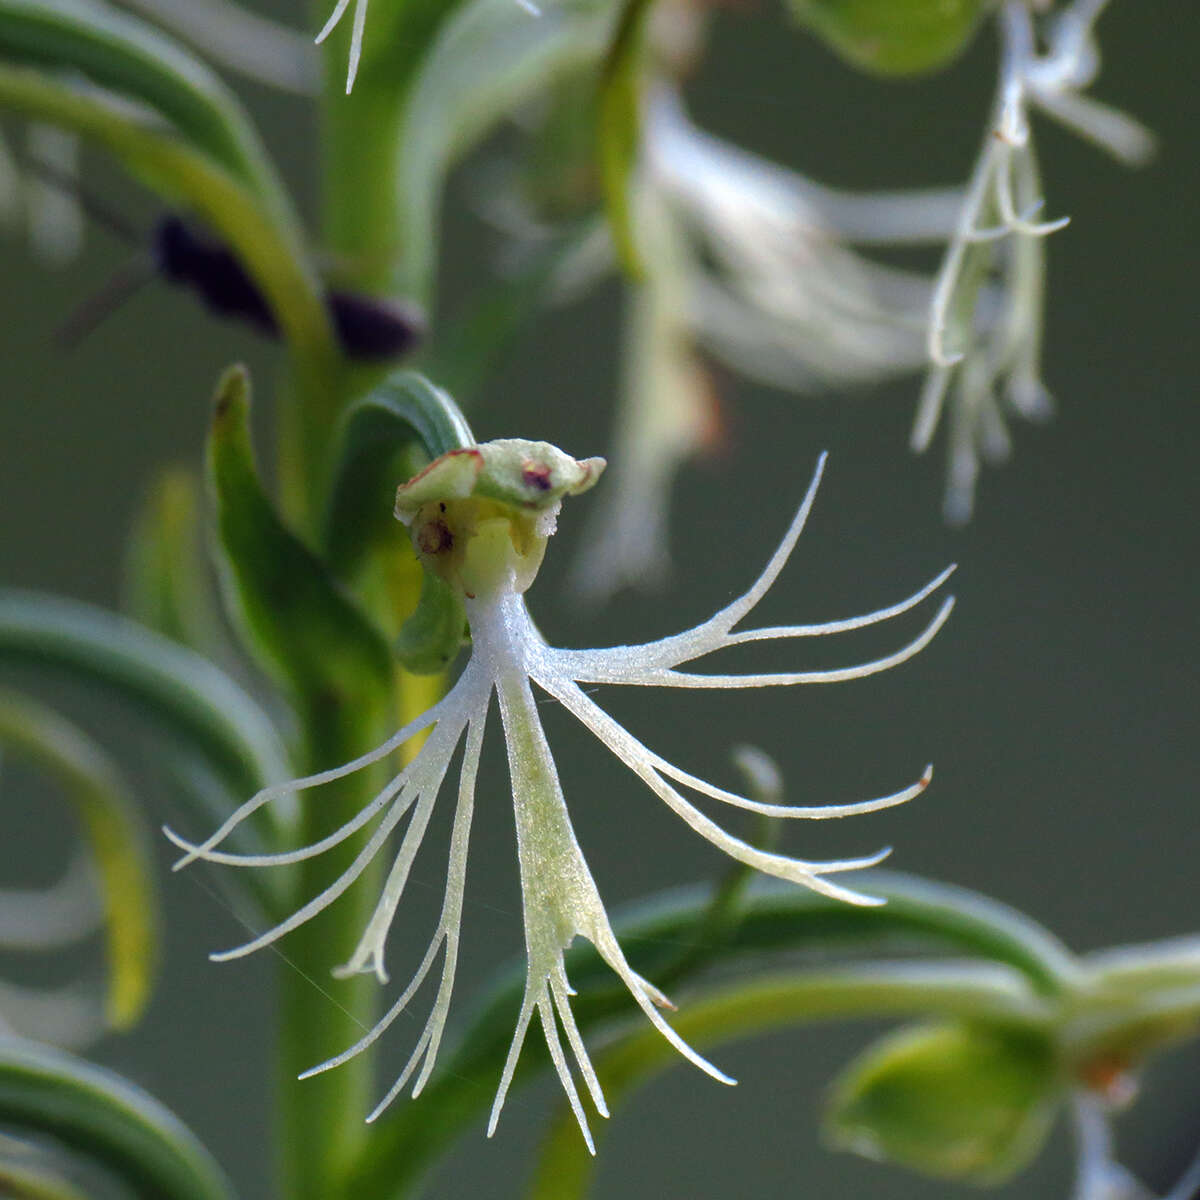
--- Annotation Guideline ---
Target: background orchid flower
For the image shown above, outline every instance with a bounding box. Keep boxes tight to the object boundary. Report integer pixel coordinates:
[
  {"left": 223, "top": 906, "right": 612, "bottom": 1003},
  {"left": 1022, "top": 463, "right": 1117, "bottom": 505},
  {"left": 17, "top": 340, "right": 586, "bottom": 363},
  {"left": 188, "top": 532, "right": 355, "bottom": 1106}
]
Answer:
[
  {"left": 569, "top": 85, "right": 962, "bottom": 600},
  {"left": 917, "top": 0, "right": 1155, "bottom": 523},
  {"left": 168, "top": 438, "right": 953, "bottom": 1147}
]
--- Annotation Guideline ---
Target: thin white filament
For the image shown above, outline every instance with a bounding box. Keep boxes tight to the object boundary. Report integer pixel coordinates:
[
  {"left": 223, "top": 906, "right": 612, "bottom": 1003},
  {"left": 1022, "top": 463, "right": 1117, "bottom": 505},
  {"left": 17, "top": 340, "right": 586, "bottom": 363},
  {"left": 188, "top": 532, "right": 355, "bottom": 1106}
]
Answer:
[
  {"left": 488, "top": 999, "right": 536, "bottom": 1138},
  {"left": 166, "top": 688, "right": 457, "bottom": 869},
  {"left": 538, "top": 991, "right": 596, "bottom": 1154},
  {"left": 208, "top": 777, "right": 422, "bottom": 961},
  {"left": 315, "top": 0, "right": 368, "bottom": 93},
  {"left": 594, "top": 595, "right": 954, "bottom": 689},
  {"left": 340, "top": 724, "right": 465, "bottom": 979},
  {"left": 558, "top": 455, "right": 826, "bottom": 680},
  {"left": 723, "top": 564, "right": 956, "bottom": 645},
  {"left": 540, "top": 675, "right": 891, "bottom": 906},
  {"left": 302, "top": 712, "right": 487, "bottom": 1109},
  {"left": 550, "top": 965, "right": 609, "bottom": 1118},
  {"left": 654, "top": 755, "right": 933, "bottom": 821}
]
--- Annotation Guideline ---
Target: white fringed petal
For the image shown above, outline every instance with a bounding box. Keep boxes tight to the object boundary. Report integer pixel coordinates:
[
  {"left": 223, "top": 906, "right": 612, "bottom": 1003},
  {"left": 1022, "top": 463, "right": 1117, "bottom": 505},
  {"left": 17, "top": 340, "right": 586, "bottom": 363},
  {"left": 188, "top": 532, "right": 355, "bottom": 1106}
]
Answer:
[{"left": 176, "top": 455, "right": 952, "bottom": 1147}]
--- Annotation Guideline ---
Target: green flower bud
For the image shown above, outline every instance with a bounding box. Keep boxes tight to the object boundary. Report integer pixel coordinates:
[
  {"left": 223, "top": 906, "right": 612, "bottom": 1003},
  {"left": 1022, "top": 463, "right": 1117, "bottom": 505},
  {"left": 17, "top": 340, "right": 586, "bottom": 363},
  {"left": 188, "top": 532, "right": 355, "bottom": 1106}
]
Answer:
[
  {"left": 825, "top": 1021, "right": 1060, "bottom": 1183},
  {"left": 394, "top": 440, "right": 605, "bottom": 600}
]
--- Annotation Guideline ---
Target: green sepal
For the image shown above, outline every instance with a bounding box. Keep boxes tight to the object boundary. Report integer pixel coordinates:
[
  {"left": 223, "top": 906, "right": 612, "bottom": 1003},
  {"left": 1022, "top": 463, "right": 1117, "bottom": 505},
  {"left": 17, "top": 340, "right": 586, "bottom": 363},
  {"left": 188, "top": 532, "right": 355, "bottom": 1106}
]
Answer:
[
  {"left": 0, "top": 689, "right": 156, "bottom": 1030},
  {"left": 206, "top": 365, "right": 393, "bottom": 729},
  {"left": 0, "top": 1038, "right": 236, "bottom": 1200},
  {"left": 122, "top": 467, "right": 224, "bottom": 656},
  {"left": 787, "top": 0, "right": 992, "bottom": 76},
  {"left": 825, "top": 1021, "right": 1060, "bottom": 1183},
  {"left": 597, "top": 0, "right": 654, "bottom": 279},
  {"left": 394, "top": 571, "right": 468, "bottom": 674},
  {"left": 322, "top": 370, "right": 475, "bottom": 584}
]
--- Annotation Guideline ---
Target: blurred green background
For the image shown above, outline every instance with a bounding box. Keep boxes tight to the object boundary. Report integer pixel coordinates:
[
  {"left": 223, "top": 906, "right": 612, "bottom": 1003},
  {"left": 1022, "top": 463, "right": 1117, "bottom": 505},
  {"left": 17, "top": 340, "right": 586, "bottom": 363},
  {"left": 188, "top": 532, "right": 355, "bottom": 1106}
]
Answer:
[{"left": 2, "top": 2, "right": 1198, "bottom": 1196}]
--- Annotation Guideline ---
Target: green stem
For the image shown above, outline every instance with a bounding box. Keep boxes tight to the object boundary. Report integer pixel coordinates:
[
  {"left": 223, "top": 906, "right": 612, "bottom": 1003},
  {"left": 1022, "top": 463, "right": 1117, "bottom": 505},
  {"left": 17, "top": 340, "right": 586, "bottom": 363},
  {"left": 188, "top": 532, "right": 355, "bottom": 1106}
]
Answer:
[
  {"left": 526, "top": 963, "right": 1054, "bottom": 1200},
  {"left": 269, "top": 9, "right": 456, "bottom": 1196},
  {"left": 274, "top": 717, "right": 389, "bottom": 1200}
]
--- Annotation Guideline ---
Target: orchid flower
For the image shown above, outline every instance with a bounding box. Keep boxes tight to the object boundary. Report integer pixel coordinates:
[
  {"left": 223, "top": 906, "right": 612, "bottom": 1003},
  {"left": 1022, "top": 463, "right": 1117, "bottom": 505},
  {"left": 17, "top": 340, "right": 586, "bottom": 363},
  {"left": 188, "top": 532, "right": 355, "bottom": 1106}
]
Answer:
[
  {"left": 918, "top": 0, "right": 1154, "bottom": 523},
  {"left": 168, "top": 440, "right": 954, "bottom": 1148}
]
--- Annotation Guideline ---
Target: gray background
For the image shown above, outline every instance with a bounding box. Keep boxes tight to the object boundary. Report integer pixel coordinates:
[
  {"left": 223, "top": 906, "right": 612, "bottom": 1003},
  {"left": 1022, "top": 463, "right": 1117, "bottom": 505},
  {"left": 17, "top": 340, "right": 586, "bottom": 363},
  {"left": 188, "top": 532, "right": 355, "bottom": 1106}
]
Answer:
[{"left": 2, "top": 2, "right": 1198, "bottom": 1197}]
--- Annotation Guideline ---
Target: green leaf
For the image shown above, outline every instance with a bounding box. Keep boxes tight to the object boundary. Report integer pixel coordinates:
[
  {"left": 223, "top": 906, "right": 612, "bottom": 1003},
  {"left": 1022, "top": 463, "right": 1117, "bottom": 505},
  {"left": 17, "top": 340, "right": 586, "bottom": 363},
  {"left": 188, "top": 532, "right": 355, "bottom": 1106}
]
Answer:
[
  {"left": 392, "top": 571, "right": 467, "bottom": 674},
  {"left": 393, "top": 0, "right": 618, "bottom": 300},
  {"left": 0, "top": 689, "right": 156, "bottom": 1029},
  {"left": 207, "top": 365, "right": 393, "bottom": 734},
  {"left": 825, "top": 1021, "right": 1060, "bottom": 1183},
  {"left": 528, "top": 967, "right": 1056, "bottom": 1200},
  {"left": 0, "top": 1037, "right": 236, "bottom": 1200},
  {"left": 350, "top": 871, "right": 1079, "bottom": 1197},
  {"left": 597, "top": 0, "right": 653, "bottom": 280},
  {"left": 0, "top": 0, "right": 286, "bottom": 214},
  {"left": 123, "top": 467, "right": 225, "bottom": 656},
  {"left": 0, "top": 588, "right": 289, "bottom": 807},
  {"left": 322, "top": 370, "right": 474, "bottom": 583},
  {"left": 786, "top": 0, "right": 992, "bottom": 76}
]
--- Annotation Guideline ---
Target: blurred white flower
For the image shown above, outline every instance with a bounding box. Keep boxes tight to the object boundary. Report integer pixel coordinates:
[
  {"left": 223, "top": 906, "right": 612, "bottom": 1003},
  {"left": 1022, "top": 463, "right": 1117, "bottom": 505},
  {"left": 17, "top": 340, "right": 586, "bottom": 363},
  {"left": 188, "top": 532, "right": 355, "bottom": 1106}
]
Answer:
[
  {"left": 573, "top": 87, "right": 959, "bottom": 600},
  {"left": 169, "top": 441, "right": 952, "bottom": 1147},
  {"left": 917, "top": 0, "right": 1154, "bottom": 523}
]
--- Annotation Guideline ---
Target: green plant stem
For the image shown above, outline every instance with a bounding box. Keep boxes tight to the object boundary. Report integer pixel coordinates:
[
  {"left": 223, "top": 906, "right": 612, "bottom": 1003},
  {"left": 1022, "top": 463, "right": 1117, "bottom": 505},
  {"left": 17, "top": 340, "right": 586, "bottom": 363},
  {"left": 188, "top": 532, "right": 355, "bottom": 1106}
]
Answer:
[
  {"left": 269, "top": 10, "right": 456, "bottom": 1197},
  {"left": 274, "top": 714, "right": 390, "bottom": 1200},
  {"left": 527, "top": 962, "right": 1054, "bottom": 1200}
]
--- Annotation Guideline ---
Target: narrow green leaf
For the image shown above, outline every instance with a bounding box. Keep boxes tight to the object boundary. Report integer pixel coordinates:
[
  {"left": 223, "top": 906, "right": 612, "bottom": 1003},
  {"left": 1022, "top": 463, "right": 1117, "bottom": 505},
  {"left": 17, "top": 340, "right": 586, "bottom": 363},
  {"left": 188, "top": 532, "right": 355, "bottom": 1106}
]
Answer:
[
  {"left": 207, "top": 365, "right": 393, "bottom": 729},
  {"left": 0, "top": 1037, "right": 236, "bottom": 1200},
  {"left": 351, "top": 871, "right": 1080, "bottom": 1197},
  {"left": 596, "top": 0, "right": 654, "bottom": 281},
  {"left": 394, "top": 0, "right": 617, "bottom": 300},
  {"left": 0, "top": 588, "right": 289, "bottom": 806},
  {"left": 528, "top": 969, "right": 1055, "bottom": 1200},
  {"left": 123, "top": 467, "right": 225, "bottom": 656},
  {"left": 826, "top": 1021, "right": 1060, "bottom": 1183},
  {"left": 0, "top": 0, "right": 287, "bottom": 214},
  {"left": 0, "top": 689, "right": 156, "bottom": 1029},
  {"left": 786, "top": 0, "right": 992, "bottom": 76}
]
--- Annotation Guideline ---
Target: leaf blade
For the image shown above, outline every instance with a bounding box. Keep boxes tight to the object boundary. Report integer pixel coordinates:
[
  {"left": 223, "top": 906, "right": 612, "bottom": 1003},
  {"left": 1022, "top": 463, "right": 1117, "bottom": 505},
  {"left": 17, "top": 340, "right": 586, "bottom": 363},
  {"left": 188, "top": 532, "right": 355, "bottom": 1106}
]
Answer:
[
  {"left": 0, "top": 688, "right": 157, "bottom": 1029},
  {"left": 0, "top": 1038, "right": 236, "bottom": 1200}
]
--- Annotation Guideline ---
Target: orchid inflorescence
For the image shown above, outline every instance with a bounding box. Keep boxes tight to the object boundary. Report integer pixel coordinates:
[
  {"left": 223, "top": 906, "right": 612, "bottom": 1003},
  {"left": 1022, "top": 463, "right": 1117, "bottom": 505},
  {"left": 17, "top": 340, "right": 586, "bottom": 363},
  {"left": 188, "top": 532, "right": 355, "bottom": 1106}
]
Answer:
[
  {"left": 918, "top": 0, "right": 1154, "bottom": 523},
  {"left": 168, "top": 437, "right": 953, "bottom": 1147}
]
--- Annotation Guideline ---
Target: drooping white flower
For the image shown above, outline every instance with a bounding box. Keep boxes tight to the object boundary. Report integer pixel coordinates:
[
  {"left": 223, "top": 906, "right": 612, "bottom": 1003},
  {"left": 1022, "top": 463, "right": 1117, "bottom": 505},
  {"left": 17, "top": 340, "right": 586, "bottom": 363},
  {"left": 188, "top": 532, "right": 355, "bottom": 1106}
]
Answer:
[
  {"left": 918, "top": 0, "right": 1154, "bottom": 523},
  {"left": 168, "top": 441, "right": 953, "bottom": 1148}
]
